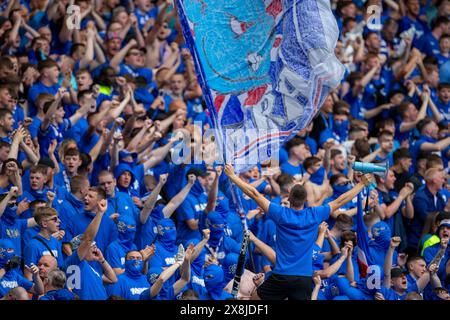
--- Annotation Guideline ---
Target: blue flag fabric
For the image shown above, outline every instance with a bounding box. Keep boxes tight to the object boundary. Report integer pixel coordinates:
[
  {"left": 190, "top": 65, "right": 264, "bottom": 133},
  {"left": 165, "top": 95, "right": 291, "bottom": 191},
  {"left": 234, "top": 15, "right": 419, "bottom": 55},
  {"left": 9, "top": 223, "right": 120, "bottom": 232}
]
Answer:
[{"left": 176, "top": 0, "right": 344, "bottom": 171}]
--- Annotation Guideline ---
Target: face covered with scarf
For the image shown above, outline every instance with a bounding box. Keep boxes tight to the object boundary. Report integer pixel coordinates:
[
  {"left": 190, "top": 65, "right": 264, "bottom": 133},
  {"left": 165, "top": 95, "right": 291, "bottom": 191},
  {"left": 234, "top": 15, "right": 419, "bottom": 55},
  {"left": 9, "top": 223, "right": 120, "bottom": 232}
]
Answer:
[
  {"left": 215, "top": 195, "right": 230, "bottom": 220},
  {"left": 307, "top": 159, "right": 326, "bottom": 185},
  {"left": 333, "top": 114, "right": 349, "bottom": 142},
  {"left": 332, "top": 177, "right": 352, "bottom": 197},
  {"left": 124, "top": 251, "right": 144, "bottom": 278},
  {"left": 206, "top": 211, "right": 225, "bottom": 248},
  {"left": 116, "top": 215, "right": 136, "bottom": 250},
  {"left": 222, "top": 253, "right": 238, "bottom": 285},
  {"left": 0, "top": 239, "right": 15, "bottom": 269},
  {"left": 157, "top": 218, "right": 177, "bottom": 250},
  {"left": 204, "top": 264, "right": 226, "bottom": 300}
]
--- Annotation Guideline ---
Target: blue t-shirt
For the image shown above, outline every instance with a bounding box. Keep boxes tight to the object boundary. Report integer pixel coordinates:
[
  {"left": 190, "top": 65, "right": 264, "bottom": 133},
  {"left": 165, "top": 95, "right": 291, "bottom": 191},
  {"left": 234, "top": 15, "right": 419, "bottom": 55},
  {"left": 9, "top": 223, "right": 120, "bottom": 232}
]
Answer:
[
  {"left": 378, "top": 282, "right": 419, "bottom": 300},
  {"left": 280, "top": 162, "right": 304, "bottom": 180},
  {"left": 415, "top": 33, "right": 440, "bottom": 57},
  {"left": 0, "top": 270, "right": 33, "bottom": 299},
  {"left": 0, "top": 218, "right": 28, "bottom": 257},
  {"left": 27, "top": 82, "right": 60, "bottom": 117},
  {"left": 136, "top": 205, "right": 164, "bottom": 250},
  {"left": 106, "top": 273, "right": 149, "bottom": 300},
  {"left": 63, "top": 252, "right": 107, "bottom": 300},
  {"left": 28, "top": 117, "right": 42, "bottom": 139},
  {"left": 39, "top": 288, "right": 76, "bottom": 300},
  {"left": 267, "top": 203, "right": 331, "bottom": 276},
  {"left": 24, "top": 234, "right": 63, "bottom": 267},
  {"left": 408, "top": 186, "right": 446, "bottom": 248},
  {"left": 176, "top": 192, "right": 207, "bottom": 244}
]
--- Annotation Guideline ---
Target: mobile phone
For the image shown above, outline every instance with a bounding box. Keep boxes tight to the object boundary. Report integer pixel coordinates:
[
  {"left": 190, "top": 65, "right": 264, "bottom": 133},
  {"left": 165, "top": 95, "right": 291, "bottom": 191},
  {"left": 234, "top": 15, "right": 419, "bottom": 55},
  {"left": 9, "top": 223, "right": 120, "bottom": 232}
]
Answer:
[{"left": 158, "top": 89, "right": 165, "bottom": 97}]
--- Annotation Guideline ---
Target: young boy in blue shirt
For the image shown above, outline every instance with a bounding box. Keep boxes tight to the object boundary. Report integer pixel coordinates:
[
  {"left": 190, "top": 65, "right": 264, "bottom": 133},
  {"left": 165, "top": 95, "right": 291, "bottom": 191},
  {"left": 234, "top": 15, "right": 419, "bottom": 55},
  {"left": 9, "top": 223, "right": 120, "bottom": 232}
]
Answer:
[{"left": 23, "top": 207, "right": 64, "bottom": 280}]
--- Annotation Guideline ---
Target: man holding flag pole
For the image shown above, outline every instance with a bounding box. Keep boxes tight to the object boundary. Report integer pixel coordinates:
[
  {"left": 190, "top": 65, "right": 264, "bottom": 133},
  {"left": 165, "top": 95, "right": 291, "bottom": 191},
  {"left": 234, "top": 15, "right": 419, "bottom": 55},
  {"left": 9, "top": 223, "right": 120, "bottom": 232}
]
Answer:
[{"left": 224, "top": 164, "right": 373, "bottom": 300}]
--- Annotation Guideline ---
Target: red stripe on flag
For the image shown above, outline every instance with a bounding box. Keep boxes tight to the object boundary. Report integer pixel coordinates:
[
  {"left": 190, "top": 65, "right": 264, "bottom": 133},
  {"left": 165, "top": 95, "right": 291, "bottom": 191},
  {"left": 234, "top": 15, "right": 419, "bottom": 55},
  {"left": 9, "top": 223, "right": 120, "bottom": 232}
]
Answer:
[
  {"left": 273, "top": 37, "right": 282, "bottom": 48},
  {"left": 214, "top": 95, "right": 225, "bottom": 112},
  {"left": 266, "top": 0, "right": 282, "bottom": 17},
  {"left": 244, "top": 85, "right": 268, "bottom": 106}
]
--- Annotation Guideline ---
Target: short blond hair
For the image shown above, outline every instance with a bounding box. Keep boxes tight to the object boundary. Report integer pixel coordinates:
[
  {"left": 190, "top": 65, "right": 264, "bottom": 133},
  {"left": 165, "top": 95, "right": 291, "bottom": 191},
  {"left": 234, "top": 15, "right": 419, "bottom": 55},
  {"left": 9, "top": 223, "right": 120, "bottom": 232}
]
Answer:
[
  {"left": 34, "top": 207, "right": 58, "bottom": 226},
  {"left": 424, "top": 168, "right": 443, "bottom": 183}
]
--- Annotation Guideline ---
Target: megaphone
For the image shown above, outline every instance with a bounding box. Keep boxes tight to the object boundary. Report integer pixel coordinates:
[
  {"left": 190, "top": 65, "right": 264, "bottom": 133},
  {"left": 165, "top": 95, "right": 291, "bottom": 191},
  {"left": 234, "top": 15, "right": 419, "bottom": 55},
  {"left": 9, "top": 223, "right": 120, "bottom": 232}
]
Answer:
[{"left": 352, "top": 161, "right": 388, "bottom": 178}]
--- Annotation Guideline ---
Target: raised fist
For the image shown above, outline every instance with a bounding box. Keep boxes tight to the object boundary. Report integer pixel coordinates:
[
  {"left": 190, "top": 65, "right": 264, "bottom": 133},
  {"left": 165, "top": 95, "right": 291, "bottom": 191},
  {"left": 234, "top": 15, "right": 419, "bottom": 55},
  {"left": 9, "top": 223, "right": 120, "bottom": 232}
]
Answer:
[
  {"left": 390, "top": 236, "right": 402, "bottom": 249},
  {"left": 187, "top": 174, "right": 197, "bottom": 185},
  {"left": 98, "top": 199, "right": 107, "bottom": 213},
  {"left": 159, "top": 173, "right": 168, "bottom": 185}
]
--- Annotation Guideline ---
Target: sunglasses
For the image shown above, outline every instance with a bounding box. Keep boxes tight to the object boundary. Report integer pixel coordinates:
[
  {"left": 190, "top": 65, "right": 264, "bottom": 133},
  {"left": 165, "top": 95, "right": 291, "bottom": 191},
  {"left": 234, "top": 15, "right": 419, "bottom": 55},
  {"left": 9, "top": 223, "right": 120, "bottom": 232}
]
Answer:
[{"left": 46, "top": 216, "right": 59, "bottom": 223}]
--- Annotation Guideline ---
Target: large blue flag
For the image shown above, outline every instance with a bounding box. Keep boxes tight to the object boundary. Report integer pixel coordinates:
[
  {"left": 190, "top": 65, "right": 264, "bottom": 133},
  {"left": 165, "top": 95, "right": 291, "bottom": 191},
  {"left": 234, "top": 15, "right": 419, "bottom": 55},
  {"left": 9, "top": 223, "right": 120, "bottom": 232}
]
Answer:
[{"left": 176, "top": 0, "right": 344, "bottom": 171}]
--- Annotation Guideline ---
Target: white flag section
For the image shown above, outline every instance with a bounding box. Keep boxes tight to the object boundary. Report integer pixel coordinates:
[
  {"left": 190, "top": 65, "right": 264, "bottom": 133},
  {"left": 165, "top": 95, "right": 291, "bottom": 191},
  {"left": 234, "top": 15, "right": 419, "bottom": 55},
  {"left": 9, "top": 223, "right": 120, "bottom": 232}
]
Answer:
[{"left": 176, "top": 0, "right": 345, "bottom": 171}]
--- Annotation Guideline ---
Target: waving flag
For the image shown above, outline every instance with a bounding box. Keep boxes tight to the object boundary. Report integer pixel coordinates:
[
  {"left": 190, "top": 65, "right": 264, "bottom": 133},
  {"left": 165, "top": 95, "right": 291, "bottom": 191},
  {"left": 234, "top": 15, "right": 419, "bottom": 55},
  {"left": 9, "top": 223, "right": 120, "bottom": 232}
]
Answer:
[{"left": 176, "top": 0, "right": 344, "bottom": 171}]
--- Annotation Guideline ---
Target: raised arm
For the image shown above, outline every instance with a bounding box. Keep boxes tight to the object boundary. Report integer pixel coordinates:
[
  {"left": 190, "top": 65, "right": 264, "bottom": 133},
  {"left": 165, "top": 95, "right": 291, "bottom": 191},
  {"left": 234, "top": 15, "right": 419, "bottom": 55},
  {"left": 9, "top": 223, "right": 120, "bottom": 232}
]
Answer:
[
  {"left": 315, "top": 222, "right": 328, "bottom": 249},
  {"left": 382, "top": 183, "right": 414, "bottom": 220},
  {"left": 59, "top": 1, "right": 75, "bottom": 43},
  {"left": 399, "top": 91, "right": 429, "bottom": 133},
  {"left": 106, "top": 91, "right": 132, "bottom": 122},
  {"left": 77, "top": 199, "right": 107, "bottom": 261},
  {"left": 68, "top": 99, "right": 91, "bottom": 127},
  {"left": 109, "top": 39, "right": 138, "bottom": 73},
  {"left": 346, "top": 244, "right": 355, "bottom": 284},
  {"left": 361, "top": 148, "right": 382, "bottom": 163},
  {"left": 140, "top": 174, "right": 168, "bottom": 225},
  {"left": 145, "top": 2, "right": 170, "bottom": 46},
  {"left": 163, "top": 174, "right": 195, "bottom": 218},
  {"left": 383, "top": 236, "right": 401, "bottom": 288},
  {"left": 311, "top": 274, "right": 322, "bottom": 301},
  {"left": 416, "top": 264, "right": 433, "bottom": 292},
  {"left": 249, "top": 231, "right": 276, "bottom": 265},
  {"left": 19, "top": 140, "right": 39, "bottom": 165},
  {"left": 205, "top": 167, "right": 222, "bottom": 213},
  {"left": 24, "top": 264, "right": 44, "bottom": 296},
  {"left": 364, "top": 103, "right": 394, "bottom": 120},
  {"left": 173, "top": 244, "right": 195, "bottom": 295},
  {"left": 142, "top": 137, "right": 177, "bottom": 171},
  {"left": 322, "top": 229, "right": 341, "bottom": 261},
  {"left": 8, "top": 127, "right": 26, "bottom": 161},
  {"left": 190, "top": 229, "right": 210, "bottom": 262},
  {"left": 224, "top": 165, "right": 270, "bottom": 213},
  {"left": 316, "top": 244, "right": 351, "bottom": 279},
  {"left": 40, "top": 90, "right": 63, "bottom": 132},
  {"left": 0, "top": 187, "right": 19, "bottom": 219},
  {"left": 420, "top": 136, "right": 450, "bottom": 152},
  {"left": 90, "top": 9, "right": 106, "bottom": 31},
  {"left": 150, "top": 260, "right": 182, "bottom": 298},
  {"left": 79, "top": 27, "right": 95, "bottom": 69}
]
